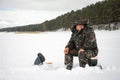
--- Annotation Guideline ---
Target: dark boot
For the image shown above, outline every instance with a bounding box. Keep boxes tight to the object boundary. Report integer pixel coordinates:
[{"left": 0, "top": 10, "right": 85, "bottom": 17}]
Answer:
[
  {"left": 66, "top": 65, "right": 73, "bottom": 70},
  {"left": 34, "top": 53, "right": 45, "bottom": 65},
  {"left": 80, "top": 62, "right": 86, "bottom": 68}
]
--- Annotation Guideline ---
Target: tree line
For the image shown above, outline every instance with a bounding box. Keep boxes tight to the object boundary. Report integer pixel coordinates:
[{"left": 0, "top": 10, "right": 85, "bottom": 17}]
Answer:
[{"left": 0, "top": 0, "right": 120, "bottom": 32}]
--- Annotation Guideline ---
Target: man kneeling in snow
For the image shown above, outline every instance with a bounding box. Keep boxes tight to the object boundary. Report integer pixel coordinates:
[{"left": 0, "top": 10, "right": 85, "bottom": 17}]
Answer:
[{"left": 64, "top": 19, "right": 98, "bottom": 70}]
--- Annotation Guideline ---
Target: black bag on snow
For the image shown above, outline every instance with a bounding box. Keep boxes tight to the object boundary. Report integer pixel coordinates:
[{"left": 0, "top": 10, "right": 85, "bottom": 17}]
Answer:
[
  {"left": 88, "top": 58, "right": 97, "bottom": 66},
  {"left": 34, "top": 53, "right": 45, "bottom": 65}
]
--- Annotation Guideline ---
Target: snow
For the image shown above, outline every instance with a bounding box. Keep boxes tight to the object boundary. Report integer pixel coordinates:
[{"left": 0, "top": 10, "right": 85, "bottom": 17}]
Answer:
[{"left": 0, "top": 30, "right": 120, "bottom": 80}]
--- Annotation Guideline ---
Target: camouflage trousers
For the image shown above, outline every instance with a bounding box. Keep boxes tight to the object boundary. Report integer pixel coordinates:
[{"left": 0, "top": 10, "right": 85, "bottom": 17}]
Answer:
[{"left": 64, "top": 49, "right": 96, "bottom": 67}]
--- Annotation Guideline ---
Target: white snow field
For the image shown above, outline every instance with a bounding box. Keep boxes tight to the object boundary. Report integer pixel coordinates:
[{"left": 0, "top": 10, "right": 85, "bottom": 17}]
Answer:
[{"left": 0, "top": 30, "right": 120, "bottom": 80}]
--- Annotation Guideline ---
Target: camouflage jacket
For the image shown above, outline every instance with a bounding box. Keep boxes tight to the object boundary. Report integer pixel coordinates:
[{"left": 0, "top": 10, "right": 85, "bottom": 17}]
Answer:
[{"left": 66, "top": 27, "right": 98, "bottom": 56}]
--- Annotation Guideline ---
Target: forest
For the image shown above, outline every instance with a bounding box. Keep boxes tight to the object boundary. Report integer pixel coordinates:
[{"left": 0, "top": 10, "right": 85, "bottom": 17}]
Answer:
[{"left": 0, "top": 0, "right": 120, "bottom": 32}]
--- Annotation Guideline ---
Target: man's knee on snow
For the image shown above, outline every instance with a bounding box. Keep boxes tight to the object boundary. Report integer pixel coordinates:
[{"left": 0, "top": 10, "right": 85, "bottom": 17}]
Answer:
[{"left": 78, "top": 51, "right": 98, "bottom": 67}]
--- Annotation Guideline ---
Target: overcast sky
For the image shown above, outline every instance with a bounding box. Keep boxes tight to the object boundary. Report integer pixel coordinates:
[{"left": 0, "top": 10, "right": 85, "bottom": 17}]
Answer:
[
  {"left": 0, "top": 0, "right": 103, "bottom": 11},
  {"left": 0, "top": 0, "right": 103, "bottom": 28}
]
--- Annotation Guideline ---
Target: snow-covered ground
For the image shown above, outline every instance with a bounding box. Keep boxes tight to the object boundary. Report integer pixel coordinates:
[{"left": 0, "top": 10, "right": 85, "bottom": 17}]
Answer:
[{"left": 0, "top": 30, "right": 120, "bottom": 80}]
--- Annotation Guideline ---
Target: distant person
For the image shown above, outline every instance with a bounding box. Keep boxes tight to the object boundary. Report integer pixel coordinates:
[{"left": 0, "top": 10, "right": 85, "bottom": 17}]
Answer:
[{"left": 64, "top": 19, "right": 98, "bottom": 70}]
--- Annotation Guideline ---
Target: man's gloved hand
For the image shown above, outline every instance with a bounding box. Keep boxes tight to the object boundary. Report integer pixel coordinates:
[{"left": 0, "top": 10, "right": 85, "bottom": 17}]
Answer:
[
  {"left": 78, "top": 48, "right": 85, "bottom": 54},
  {"left": 64, "top": 47, "right": 69, "bottom": 54}
]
